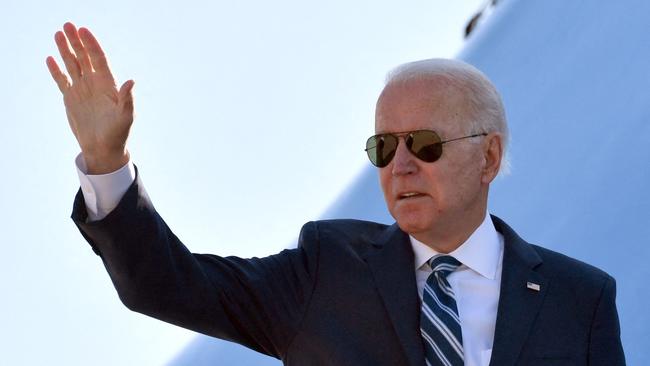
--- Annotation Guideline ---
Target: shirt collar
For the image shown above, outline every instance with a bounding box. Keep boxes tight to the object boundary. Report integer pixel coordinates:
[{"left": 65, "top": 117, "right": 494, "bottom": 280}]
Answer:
[{"left": 410, "top": 212, "right": 502, "bottom": 280}]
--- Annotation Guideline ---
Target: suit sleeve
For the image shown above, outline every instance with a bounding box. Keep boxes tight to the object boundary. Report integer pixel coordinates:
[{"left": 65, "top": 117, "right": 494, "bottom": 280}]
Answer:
[
  {"left": 588, "top": 275, "right": 626, "bottom": 365},
  {"left": 71, "top": 169, "right": 320, "bottom": 359}
]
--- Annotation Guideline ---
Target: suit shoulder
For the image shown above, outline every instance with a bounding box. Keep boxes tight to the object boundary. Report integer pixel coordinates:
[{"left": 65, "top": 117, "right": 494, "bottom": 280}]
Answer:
[
  {"left": 314, "top": 218, "right": 388, "bottom": 232},
  {"left": 297, "top": 219, "right": 390, "bottom": 253},
  {"left": 531, "top": 244, "right": 614, "bottom": 289}
]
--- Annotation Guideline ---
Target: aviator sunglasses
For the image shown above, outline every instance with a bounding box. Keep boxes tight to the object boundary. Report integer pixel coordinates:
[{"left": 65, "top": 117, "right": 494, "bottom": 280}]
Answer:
[{"left": 365, "top": 130, "right": 487, "bottom": 168}]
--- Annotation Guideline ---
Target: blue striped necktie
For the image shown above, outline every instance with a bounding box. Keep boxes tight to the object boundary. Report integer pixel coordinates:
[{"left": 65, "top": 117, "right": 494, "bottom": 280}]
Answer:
[{"left": 420, "top": 255, "right": 464, "bottom": 366}]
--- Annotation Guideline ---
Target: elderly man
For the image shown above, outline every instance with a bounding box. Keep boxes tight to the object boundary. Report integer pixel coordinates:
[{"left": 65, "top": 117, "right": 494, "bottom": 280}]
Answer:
[{"left": 48, "top": 23, "right": 625, "bottom": 365}]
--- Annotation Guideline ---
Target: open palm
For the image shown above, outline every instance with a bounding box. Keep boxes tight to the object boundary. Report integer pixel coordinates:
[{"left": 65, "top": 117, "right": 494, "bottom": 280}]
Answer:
[{"left": 47, "top": 22, "right": 134, "bottom": 174}]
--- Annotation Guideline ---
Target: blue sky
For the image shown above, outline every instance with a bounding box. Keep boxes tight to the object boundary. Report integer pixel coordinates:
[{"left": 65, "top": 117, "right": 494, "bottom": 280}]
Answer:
[{"left": 1, "top": 0, "right": 482, "bottom": 364}]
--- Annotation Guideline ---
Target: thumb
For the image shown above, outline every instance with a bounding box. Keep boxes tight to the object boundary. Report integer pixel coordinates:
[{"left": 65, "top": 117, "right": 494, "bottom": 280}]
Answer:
[{"left": 118, "top": 79, "right": 135, "bottom": 113}]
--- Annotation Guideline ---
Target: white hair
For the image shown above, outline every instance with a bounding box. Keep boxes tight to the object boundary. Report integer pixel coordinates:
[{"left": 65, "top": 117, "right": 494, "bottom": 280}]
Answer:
[{"left": 385, "top": 58, "right": 511, "bottom": 174}]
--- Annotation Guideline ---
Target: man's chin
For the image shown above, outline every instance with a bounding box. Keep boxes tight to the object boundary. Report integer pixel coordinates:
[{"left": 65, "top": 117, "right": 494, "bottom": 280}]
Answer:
[{"left": 393, "top": 216, "right": 431, "bottom": 236}]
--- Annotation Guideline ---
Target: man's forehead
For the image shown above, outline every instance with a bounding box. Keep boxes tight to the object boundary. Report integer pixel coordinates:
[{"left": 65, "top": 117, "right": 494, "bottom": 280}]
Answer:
[
  {"left": 375, "top": 80, "right": 469, "bottom": 135},
  {"left": 374, "top": 120, "right": 463, "bottom": 137}
]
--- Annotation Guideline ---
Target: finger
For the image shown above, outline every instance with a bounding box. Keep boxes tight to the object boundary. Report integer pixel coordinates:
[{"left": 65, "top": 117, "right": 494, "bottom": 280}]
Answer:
[
  {"left": 46, "top": 56, "right": 71, "bottom": 93},
  {"left": 118, "top": 80, "right": 135, "bottom": 113},
  {"left": 78, "top": 27, "right": 113, "bottom": 79},
  {"left": 63, "top": 22, "right": 93, "bottom": 75},
  {"left": 54, "top": 31, "right": 82, "bottom": 81}
]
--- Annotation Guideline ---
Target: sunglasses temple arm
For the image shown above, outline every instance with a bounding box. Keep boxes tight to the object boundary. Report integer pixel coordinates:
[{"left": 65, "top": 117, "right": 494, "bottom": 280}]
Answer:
[{"left": 440, "top": 132, "right": 488, "bottom": 144}]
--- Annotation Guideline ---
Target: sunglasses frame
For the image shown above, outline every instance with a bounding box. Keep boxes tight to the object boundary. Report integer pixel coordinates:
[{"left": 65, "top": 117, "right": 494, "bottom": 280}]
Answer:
[{"left": 365, "top": 130, "right": 488, "bottom": 167}]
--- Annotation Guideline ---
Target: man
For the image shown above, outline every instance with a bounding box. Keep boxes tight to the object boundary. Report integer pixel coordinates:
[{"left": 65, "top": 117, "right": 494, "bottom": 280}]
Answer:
[{"left": 47, "top": 22, "right": 625, "bottom": 365}]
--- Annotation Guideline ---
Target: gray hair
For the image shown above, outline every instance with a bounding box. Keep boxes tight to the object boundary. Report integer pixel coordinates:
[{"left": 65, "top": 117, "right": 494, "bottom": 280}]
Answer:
[{"left": 385, "top": 58, "right": 510, "bottom": 174}]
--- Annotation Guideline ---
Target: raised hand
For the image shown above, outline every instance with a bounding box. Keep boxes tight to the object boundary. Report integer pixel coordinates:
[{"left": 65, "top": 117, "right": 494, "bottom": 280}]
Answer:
[{"left": 47, "top": 22, "right": 135, "bottom": 174}]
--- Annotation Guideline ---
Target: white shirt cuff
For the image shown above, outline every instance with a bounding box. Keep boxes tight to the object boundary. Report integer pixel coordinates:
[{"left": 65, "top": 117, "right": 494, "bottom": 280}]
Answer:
[{"left": 75, "top": 153, "right": 136, "bottom": 221}]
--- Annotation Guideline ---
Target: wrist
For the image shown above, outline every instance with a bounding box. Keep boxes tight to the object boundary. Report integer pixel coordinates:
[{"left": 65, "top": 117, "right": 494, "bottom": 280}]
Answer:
[{"left": 82, "top": 149, "right": 130, "bottom": 175}]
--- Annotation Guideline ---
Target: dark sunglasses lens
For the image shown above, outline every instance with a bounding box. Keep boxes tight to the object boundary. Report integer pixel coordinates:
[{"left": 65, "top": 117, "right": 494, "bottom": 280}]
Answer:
[
  {"left": 366, "top": 134, "right": 397, "bottom": 167},
  {"left": 410, "top": 130, "right": 442, "bottom": 162}
]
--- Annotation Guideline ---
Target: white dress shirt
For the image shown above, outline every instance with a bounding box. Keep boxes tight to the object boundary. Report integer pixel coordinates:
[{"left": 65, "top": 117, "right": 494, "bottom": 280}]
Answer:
[
  {"left": 76, "top": 156, "right": 504, "bottom": 365},
  {"left": 76, "top": 154, "right": 136, "bottom": 221},
  {"left": 411, "top": 213, "right": 504, "bottom": 366}
]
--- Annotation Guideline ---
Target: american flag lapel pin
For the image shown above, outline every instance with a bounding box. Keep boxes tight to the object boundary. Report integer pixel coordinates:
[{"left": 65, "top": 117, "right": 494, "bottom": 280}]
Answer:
[{"left": 527, "top": 281, "right": 541, "bottom": 291}]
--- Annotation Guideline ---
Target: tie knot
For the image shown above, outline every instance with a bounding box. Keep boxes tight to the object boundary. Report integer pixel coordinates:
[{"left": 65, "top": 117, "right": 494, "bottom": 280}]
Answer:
[{"left": 428, "top": 255, "right": 461, "bottom": 276}]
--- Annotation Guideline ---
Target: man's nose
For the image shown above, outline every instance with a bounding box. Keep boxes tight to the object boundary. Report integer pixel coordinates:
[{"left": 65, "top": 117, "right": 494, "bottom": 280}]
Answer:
[{"left": 391, "top": 139, "right": 417, "bottom": 176}]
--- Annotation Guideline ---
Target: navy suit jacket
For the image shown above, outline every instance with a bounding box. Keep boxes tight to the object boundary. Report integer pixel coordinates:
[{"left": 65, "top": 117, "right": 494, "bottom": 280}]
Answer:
[{"left": 72, "top": 172, "right": 625, "bottom": 365}]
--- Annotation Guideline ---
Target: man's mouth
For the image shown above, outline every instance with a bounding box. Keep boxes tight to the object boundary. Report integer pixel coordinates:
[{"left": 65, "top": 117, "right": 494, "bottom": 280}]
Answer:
[{"left": 398, "top": 192, "right": 425, "bottom": 200}]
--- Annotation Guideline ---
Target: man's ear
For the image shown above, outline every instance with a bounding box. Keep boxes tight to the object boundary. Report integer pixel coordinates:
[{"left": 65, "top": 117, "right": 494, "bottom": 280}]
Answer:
[{"left": 481, "top": 133, "right": 503, "bottom": 184}]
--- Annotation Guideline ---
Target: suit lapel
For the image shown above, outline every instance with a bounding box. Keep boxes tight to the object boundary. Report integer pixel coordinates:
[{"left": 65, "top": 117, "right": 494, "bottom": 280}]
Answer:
[
  {"left": 489, "top": 216, "right": 549, "bottom": 366},
  {"left": 362, "top": 224, "right": 426, "bottom": 366}
]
